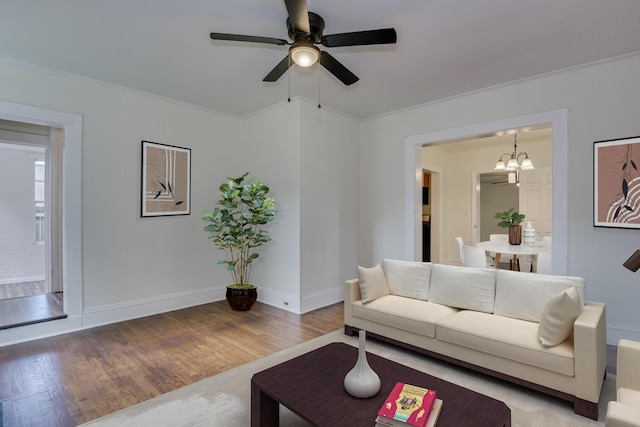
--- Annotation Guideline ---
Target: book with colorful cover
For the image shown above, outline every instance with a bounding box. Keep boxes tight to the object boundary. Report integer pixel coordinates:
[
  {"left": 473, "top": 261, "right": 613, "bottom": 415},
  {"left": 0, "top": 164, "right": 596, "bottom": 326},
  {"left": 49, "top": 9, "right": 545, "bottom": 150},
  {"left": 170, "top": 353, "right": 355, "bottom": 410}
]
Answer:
[
  {"left": 375, "top": 398, "right": 442, "bottom": 427},
  {"left": 376, "top": 382, "right": 437, "bottom": 427}
]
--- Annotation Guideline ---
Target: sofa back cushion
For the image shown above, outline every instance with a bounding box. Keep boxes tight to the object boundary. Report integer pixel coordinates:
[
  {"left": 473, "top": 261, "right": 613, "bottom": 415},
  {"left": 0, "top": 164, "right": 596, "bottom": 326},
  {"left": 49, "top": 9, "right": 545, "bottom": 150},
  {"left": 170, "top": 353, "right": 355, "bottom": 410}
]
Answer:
[
  {"left": 382, "top": 259, "right": 432, "bottom": 300},
  {"left": 428, "top": 264, "right": 497, "bottom": 313},
  {"left": 494, "top": 270, "right": 586, "bottom": 322}
]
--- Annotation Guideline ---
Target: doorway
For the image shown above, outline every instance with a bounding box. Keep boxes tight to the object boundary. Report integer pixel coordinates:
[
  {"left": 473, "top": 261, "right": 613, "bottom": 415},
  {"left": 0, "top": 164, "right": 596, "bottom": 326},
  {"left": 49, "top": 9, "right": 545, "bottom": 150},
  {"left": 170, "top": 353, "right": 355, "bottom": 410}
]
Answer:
[
  {"left": 0, "top": 100, "right": 82, "bottom": 343},
  {"left": 0, "top": 121, "right": 66, "bottom": 329},
  {"left": 478, "top": 172, "right": 520, "bottom": 242},
  {"left": 405, "top": 109, "right": 568, "bottom": 274}
]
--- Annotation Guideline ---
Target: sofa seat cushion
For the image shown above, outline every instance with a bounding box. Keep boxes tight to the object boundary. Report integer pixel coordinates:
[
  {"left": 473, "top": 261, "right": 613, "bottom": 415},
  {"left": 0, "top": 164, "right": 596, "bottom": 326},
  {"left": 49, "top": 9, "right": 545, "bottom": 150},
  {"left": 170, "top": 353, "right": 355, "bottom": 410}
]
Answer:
[
  {"left": 352, "top": 295, "right": 460, "bottom": 338},
  {"left": 436, "top": 310, "right": 575, "bottom": 376}
]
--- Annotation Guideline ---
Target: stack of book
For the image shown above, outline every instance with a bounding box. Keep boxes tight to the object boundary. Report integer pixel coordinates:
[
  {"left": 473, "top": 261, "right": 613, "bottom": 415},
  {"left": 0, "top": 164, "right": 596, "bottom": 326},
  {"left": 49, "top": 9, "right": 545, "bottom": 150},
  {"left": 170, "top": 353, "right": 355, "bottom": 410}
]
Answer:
[{"left": 375, "top": 382, "right": 443, "bottom": 427}]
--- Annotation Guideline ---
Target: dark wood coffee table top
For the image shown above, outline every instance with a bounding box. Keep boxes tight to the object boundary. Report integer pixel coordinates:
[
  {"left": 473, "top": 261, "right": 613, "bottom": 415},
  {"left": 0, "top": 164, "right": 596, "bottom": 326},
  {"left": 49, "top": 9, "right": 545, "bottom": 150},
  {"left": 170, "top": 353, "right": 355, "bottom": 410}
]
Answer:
[{"left": 251, "top": 342, "right": 510, "bottom": 426}]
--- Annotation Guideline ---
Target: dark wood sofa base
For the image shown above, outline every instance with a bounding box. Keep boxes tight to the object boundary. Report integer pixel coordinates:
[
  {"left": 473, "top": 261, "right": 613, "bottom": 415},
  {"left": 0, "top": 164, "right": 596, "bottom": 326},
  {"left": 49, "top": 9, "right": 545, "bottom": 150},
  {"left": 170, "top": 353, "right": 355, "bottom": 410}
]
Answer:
[{"left": 344, "top": 324, "right": 599, "bottom": 420}]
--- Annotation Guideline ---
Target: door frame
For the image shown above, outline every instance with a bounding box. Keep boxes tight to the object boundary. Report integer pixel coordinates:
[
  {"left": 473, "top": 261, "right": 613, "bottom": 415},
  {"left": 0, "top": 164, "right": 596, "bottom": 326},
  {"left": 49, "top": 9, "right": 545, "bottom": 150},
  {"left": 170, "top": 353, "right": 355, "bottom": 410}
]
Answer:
[
  {"left": 0, "top": 100, "right": 83, "bottom": 345},
  {"left": 405, "top": 109, "right": 568, "bottom": 275}
]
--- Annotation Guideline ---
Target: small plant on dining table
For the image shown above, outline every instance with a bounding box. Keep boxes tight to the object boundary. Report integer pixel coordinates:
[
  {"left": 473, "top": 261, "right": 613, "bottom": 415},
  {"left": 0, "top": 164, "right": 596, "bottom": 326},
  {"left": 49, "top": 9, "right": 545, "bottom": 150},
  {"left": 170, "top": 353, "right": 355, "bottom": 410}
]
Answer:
[{"left": 495, "top": 208, "right": 525, "bottom": 228}]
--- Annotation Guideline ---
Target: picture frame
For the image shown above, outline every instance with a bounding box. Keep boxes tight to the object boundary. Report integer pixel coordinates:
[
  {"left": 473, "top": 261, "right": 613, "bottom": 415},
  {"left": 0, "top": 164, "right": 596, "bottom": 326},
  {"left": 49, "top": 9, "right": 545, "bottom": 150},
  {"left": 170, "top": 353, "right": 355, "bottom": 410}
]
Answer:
[
  {"left": 594, "top": 136, "right": 640, "bottom": 228},
  {"left": 141, "top": 140, "right": 191, "bottom": 217}
]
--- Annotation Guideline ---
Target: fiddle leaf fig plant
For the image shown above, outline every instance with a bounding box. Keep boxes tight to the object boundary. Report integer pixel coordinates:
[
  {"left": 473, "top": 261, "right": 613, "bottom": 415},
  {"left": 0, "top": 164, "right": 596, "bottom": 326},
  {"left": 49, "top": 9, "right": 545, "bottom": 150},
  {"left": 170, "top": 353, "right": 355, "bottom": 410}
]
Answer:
[
  {"left": 495, "top": 208, "right": 525, "bottom": 228},
  {"left": 202, "top": 173, "right": 277, "bottom": 289}
]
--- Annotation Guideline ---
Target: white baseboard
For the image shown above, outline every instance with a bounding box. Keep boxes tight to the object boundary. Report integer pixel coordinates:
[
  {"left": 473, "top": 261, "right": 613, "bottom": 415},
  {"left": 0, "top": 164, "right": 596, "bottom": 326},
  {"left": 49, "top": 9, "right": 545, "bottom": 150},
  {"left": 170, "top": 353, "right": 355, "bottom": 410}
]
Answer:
[
  {"left": 0, "top": 276, "right": 46, "bottom": 285},
  {"left": 257, "top": 287, "right": 300, "bottom": 313},
  {"left": 256, "top": 286, "right": 344, "bottom": 314},
  {"left": 606, "top": 322, "right": 640, "bottom": 346},
  {"left": 300, "top": 287, "right": 343, "bottom": 314},
  {"left": 82, "top": 286, "right": 226, "bottom": 329},
  {"left": 0, "top": 286, "right": 226, "bottom": 348},
  {"left": 0, "top": 285, "right": 342, "bottom": 348}
]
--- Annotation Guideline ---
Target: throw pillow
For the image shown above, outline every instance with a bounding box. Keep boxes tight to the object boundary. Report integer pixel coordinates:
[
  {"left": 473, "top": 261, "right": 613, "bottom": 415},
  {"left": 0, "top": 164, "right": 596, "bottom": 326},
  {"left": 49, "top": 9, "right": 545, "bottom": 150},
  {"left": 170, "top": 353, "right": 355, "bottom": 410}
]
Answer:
[
  {"left": 538, "top": 287, "right": 582, "bottom": 347},
  {"left": 358, "top": 264, "right": 389, "bottom": 304}
]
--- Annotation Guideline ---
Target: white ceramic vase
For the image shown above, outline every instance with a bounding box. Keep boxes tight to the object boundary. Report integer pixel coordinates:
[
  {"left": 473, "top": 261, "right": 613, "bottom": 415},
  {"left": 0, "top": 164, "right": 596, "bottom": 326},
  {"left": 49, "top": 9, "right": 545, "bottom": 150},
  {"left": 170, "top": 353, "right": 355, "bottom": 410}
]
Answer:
[{"left": 344, "top": 329, "right": 381, "bottom": 398}]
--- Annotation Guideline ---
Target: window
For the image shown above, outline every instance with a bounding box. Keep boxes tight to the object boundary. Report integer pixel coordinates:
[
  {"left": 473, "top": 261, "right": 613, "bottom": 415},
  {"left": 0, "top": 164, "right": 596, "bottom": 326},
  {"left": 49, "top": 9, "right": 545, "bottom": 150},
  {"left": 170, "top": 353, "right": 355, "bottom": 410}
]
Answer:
[{"left": 34, "top": 159, "right": 45, "bottom": 244}]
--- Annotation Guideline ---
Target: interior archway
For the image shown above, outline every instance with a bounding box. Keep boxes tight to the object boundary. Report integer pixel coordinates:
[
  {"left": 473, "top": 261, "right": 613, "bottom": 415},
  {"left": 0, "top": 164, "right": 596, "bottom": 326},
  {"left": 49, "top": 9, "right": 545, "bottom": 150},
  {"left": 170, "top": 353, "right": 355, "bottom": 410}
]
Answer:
[{"left": 405, "top": 109, "right": 568, "bottom": 275}]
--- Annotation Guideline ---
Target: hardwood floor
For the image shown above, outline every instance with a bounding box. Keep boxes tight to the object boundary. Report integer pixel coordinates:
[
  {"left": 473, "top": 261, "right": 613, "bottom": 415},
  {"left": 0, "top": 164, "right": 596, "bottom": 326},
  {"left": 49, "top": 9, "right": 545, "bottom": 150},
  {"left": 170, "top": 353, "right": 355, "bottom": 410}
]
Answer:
[
  {"left": 0, "top": 281, "right": 46, "bottom": 300},
  {"left": 0, "top": 301, "right": 344, "bottom": 427},
  {"left": 0, "top": 299, "right": 619, "bottom": 427}
]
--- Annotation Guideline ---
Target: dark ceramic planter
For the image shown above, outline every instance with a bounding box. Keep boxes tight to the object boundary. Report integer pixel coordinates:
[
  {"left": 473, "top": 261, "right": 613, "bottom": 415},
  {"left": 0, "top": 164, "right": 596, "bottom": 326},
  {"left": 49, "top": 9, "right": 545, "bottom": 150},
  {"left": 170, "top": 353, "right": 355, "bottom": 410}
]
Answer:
[{"left": 226, "top": 286, "right": 258, "bottom": 311}]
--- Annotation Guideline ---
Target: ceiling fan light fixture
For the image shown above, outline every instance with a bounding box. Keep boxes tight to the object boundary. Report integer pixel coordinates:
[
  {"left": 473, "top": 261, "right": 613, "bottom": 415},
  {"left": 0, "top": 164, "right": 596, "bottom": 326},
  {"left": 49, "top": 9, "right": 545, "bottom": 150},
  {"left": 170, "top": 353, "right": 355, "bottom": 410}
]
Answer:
[{"left": 290, "top": 43, "right": 320, "bottom": 67}]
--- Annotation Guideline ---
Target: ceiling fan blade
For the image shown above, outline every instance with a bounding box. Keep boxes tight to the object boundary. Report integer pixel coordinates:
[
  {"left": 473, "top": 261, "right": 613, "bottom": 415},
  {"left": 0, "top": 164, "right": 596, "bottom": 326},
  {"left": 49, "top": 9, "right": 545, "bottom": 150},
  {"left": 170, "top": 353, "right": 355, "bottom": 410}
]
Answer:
[
  {"left": 319, "top": 51, "right": 359, "bottom": 86},
  {"left": 284, "top": 0, "right": 310, "bottom": 33},
  {"left": 210, "top": 32, "right": 288, "bottom": 46},
  {"left": 321, "top": 28, "right": 397, "bottom": 47},
  {"left": 263, "top": 55, "right": 292, "bottom": 82}
]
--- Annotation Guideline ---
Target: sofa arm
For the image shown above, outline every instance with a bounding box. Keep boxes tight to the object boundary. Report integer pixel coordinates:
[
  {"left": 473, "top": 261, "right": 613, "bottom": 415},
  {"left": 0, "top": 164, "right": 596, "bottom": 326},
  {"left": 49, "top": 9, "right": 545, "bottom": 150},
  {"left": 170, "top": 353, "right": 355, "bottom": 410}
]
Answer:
[
  {"left": 617, "top": 339, "right": 640, "bottom": 392},
  {"left": 573, "top": 301, "right": 607, "bottom": 402},
  {"left": 606, "top": 401, "right": 640, "bottom": 427},
  {"left": 344, "top": 279, "right": 361, "bottom": 326}
]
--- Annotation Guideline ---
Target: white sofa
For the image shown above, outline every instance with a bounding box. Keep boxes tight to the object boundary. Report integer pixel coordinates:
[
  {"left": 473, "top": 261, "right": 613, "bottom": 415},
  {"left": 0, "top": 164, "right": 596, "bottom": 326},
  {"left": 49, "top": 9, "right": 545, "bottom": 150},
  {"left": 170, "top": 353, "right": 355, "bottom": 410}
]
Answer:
[{"left": 344, "top": 259, "right": 607, "bottom": 420}]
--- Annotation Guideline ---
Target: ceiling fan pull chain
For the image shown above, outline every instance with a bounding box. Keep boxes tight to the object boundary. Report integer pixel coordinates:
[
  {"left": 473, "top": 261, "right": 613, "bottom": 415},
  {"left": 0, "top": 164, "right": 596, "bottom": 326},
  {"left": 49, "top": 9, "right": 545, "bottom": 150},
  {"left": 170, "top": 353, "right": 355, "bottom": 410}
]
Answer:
[
  {"left": 287, "top": 55, "right": 291, "bottom": 103},
  {"left": 317, "top": 67, "right": 321, "bottom": 109}
]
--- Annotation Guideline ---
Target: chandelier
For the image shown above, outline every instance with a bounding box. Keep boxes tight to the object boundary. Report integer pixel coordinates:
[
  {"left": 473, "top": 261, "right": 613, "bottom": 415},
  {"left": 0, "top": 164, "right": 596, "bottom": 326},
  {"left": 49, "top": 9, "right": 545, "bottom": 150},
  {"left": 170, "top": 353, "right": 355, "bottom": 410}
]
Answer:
[{"left": 494, "top": 134, "right": 534, "bottom": 172}]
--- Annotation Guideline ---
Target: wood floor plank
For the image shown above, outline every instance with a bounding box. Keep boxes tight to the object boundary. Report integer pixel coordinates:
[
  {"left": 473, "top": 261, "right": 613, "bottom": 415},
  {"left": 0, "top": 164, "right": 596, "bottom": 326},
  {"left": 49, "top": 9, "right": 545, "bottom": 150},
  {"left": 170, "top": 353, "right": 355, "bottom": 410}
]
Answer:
[
  {"left": 0, "top": 300, "right": 344, "bottom": 426},
  {"left": 0, "top": 281, "right": 46, "bottom": 300}
]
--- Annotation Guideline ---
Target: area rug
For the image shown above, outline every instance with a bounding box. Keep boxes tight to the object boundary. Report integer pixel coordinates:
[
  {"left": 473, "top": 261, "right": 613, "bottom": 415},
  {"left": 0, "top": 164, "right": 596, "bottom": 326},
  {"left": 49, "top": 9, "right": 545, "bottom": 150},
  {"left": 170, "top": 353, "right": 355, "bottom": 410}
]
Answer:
[{"left": 80, "top": 330, "right": 613, "bottom": 426}]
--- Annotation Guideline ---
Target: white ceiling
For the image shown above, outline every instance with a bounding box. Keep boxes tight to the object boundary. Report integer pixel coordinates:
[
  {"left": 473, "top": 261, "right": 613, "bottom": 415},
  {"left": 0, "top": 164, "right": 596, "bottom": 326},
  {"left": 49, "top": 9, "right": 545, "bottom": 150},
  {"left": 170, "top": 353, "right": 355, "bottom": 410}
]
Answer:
[{"left": 2, "top": 1, "right": 640, "bottom": 119}]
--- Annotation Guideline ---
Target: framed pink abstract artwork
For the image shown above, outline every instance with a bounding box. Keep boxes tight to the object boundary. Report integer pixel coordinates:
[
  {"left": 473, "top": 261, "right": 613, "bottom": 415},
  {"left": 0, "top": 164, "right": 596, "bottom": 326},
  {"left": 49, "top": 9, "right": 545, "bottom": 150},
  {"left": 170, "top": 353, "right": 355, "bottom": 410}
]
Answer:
[
  {"left": 141, "top": 141, "right": 191, "bottom": 217},
  {"left": 594, "top": 136, "right": 640, "bottom": 228}
]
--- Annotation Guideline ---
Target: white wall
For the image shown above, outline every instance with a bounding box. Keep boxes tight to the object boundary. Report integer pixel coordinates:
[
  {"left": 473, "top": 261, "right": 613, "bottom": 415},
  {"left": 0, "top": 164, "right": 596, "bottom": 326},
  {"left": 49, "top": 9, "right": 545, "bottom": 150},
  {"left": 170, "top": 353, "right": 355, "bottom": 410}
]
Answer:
[
  {"left": 3, "top": 51, "right": 639, "bottom": 346},
  {"left": 0, "top": 58, "right": 243, "bottom": 344},
  {"left": 242, "top": 100, "right": 303, "bottom": 310},
  {"left": 242, "top": 98, "right": 360, "bottom": 313},
  {"left": 0, "top": 145, "right": 45, "bottom": 283},
  {"left": 361, "top": 53, "right": 640, "bottom": 344},
  {"left": 299, "top": 99, "right": 360, "bottom": 312}
]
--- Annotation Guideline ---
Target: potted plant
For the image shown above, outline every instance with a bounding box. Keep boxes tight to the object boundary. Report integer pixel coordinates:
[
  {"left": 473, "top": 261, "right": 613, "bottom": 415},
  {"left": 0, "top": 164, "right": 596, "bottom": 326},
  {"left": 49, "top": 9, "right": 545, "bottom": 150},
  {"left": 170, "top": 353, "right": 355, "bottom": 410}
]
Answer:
[
  {"left": 495, "top": 208, "right": 525, "bottom": 245},
  {"left": 202, "top": 173, "right": 278, "bottom": 311}
]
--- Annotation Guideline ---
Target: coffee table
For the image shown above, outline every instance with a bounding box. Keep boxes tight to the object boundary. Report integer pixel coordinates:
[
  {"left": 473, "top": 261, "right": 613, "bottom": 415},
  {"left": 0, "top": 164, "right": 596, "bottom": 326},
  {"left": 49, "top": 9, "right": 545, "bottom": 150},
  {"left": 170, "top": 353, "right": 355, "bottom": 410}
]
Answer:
[{"left": 251, "top": 342, "right": 511, "bottom": 426}]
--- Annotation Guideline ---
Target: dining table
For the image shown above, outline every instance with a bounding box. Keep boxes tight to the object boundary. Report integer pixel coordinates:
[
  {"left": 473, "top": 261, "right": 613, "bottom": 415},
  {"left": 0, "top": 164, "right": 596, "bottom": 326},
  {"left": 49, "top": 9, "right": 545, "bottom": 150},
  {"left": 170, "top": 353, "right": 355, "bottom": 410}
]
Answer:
[{"left": 477, "top": 240, "right": 551, "bottom": 272}]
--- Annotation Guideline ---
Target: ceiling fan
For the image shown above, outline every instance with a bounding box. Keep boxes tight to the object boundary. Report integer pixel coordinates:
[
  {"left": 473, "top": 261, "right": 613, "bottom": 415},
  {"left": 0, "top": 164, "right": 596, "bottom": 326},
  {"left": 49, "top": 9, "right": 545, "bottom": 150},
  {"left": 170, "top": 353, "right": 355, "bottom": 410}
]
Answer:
[{"left": 209, "top": 0, "right": 397, "bottom": 86}]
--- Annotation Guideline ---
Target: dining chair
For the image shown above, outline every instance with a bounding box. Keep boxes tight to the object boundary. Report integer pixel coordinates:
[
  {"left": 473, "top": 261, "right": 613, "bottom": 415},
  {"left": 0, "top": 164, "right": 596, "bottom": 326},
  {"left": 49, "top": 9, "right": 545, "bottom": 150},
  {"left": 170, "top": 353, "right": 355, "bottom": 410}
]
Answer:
[
  {"left": 536, "top": 252, "right": 552, "bottom": 274},
  {"left": 462, "top": 244, "right": 493, "bottom": 268},
  {"left": 455, "top": 237, "right": 464, "bottom": 265},
  {"left": 489, "top": 234, "right": 520, "bottom": 271}
]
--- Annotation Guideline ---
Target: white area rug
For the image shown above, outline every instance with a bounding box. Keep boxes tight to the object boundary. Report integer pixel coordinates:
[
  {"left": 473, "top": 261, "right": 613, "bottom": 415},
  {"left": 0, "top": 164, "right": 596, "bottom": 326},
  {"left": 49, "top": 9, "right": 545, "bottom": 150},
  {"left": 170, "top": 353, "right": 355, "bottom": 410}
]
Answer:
[{"left": 80, "top": 330, "right": 613, "bottom": 426}]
